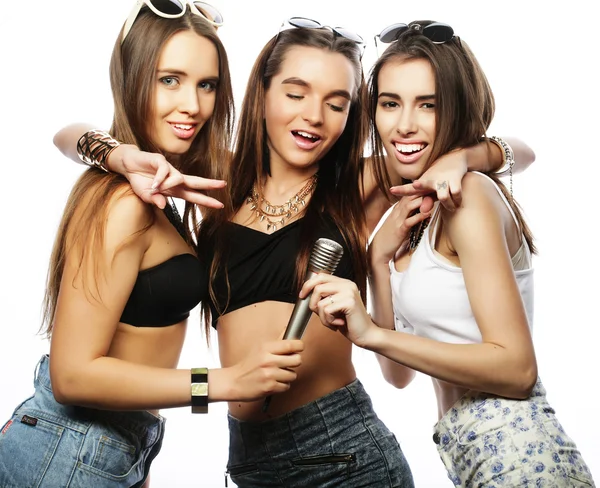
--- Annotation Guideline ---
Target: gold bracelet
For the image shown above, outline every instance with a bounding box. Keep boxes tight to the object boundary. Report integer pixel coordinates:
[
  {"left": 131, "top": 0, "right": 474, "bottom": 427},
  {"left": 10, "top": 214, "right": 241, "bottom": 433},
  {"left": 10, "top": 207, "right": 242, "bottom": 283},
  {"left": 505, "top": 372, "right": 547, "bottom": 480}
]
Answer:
[
  {"left": 489, "top": 136, "right": 514, "bottom": 198},
  {"left": 191, "top": 368, "right": 208, "bottom": 414},
  {"left": 76, "top": 129, "right": 121, "bottom": 172}
]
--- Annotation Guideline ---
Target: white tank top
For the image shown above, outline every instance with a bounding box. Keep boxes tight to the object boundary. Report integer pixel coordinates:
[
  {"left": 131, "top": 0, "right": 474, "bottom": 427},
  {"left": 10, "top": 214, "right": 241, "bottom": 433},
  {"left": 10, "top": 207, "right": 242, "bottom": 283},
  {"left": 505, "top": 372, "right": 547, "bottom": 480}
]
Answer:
[{"left": 389, "top": 172, "right": 534, "bottom": 344}]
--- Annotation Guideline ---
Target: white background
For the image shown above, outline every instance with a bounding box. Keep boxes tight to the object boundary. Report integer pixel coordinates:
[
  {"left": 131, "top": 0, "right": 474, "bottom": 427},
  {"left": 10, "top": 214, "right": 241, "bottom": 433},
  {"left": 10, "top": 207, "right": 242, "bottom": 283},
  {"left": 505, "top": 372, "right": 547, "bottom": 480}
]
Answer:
[{"left": 0, "top": 1, "right": 598, "bottom": 487}]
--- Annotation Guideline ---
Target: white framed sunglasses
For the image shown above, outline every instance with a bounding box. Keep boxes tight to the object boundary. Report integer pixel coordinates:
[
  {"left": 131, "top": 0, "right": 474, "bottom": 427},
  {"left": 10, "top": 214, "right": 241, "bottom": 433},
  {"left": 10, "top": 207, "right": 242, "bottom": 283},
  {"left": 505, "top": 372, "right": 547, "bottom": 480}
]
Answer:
[
  {"left": 277, "top": 17, "right": 366, "bottom": 59},
  {"left": 122, "top": 0, "right": 224, "bottom": 44}
]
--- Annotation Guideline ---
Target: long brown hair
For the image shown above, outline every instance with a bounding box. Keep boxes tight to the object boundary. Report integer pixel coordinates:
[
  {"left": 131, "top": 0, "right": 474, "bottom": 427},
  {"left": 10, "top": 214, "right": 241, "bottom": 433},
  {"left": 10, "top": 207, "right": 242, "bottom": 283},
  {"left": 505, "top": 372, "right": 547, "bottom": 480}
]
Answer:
[
  {"left": 368, "top": 21, "right": 535, "bottom": 253},
  {"left": 41, "top": 8, "right": 234, "bottom": 337},
  {"left": 198, "top": 28, "right": 369, "bottom": 333}
]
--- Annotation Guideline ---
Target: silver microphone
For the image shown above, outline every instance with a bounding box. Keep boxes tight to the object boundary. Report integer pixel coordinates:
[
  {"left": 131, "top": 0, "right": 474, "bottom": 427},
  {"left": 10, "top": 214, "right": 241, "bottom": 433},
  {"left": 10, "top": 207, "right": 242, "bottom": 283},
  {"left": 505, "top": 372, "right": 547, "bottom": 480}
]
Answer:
[
  {"left": 282, "top": 238, "right": 345, "bottom": 340},
  {"left": 263, "top": 238, "right": 344, "bottom": 412}
]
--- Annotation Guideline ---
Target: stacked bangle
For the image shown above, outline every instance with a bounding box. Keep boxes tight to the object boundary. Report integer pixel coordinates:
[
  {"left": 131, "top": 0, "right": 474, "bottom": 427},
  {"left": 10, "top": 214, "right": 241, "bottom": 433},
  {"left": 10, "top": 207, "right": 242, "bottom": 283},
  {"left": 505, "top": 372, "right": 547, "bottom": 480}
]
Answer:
[
  {"left": 489, "top": 135, "right": 515, "bottom": 198},
  {"left": 191, "top": 368, "right": 208, "bottom": 414},
  {"left": 76, "top": 129, "right": 121, "bottom": 172}
]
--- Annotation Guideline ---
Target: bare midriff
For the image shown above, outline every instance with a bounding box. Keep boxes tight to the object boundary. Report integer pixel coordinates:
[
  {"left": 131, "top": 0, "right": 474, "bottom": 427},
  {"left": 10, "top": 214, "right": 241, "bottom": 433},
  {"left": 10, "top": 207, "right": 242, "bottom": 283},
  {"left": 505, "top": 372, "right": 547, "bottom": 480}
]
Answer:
[
  {"left": 432, "top": 377, "right": 470, "bottom": 420},
  {"left": 217, "top": 300, "right": 356, "bottom": 421}
]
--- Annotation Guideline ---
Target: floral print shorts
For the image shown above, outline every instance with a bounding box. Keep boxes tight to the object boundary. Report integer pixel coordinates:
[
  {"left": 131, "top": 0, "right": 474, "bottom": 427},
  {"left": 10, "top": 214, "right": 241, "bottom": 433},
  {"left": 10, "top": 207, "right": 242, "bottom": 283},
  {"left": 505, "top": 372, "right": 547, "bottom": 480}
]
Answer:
[{"left": 433, "top": 378, "right": 595, "bottom": 487}]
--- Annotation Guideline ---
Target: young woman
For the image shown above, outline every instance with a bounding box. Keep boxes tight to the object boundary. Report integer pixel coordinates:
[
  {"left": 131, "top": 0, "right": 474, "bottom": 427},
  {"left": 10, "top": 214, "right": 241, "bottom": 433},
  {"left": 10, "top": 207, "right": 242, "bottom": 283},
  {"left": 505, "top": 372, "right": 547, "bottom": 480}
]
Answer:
[
  {"left": 0, "top": 5, "right": 303, "bottom": 488},
  {"left": 192, "top": 23, "right": 421, "bottom": 487},
  {"left": 301, "top": 20, "right": 596, "bottom": 487}
]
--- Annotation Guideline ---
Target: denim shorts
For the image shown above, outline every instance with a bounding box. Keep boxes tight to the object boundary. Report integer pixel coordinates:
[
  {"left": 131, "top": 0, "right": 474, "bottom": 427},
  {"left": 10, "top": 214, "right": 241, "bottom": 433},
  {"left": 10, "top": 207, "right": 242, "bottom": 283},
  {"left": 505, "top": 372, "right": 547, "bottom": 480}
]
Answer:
[
  {"left": 226, "top": 378, "right": 414, "bottom": 487},
  {"left": 0, "top": 355, "right": 165, "bottom": 488},
  {"left": 433, "top": 378, "right": 596, "bottom": 487}
]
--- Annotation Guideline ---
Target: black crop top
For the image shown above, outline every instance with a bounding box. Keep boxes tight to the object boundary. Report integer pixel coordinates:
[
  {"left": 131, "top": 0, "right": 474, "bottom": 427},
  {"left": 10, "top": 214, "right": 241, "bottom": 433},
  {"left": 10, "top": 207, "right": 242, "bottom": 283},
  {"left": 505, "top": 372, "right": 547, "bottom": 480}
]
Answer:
[
  {"left": 204, "top": 215, "right": 355, "bottom": 328},
  {"left": 119, "top": 254, "right": 207, "bottom": 327},
  {"left": 119, "top": 204, "right": 207, "bottom": 327}
]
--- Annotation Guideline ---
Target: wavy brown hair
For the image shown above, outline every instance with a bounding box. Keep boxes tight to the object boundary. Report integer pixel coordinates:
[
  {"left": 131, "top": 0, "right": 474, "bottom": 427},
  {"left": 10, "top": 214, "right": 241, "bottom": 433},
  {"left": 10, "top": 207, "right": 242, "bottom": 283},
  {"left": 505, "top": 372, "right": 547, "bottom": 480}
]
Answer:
[
  {"left": 368, "top": 21, "right": 535, "bottom": 253},
  {"left": 41, "top": 8, "right": 234, "bottom": 337},
  {"left": 198, "top": 28, "right": 369, "bottom": 333}
]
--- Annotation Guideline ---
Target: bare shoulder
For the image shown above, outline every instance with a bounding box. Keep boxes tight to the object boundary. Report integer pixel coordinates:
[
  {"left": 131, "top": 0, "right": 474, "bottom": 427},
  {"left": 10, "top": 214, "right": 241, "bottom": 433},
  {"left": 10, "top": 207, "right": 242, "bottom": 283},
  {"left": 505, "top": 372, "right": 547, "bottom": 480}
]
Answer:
[
  {"left": 454, "top": 172, "right": 510, "bottom": 216},
  {"left": 442, "top": 172, "right": 509, "bottom": 237},
  {"left": 103, "top": 185, "right": 155, "bottom": 251},
  {"left": 105, "top": 185, "right": 154, "bottom": 229},
  {"left": 68, "top": 178, "right": 154, "bottom": 252}
]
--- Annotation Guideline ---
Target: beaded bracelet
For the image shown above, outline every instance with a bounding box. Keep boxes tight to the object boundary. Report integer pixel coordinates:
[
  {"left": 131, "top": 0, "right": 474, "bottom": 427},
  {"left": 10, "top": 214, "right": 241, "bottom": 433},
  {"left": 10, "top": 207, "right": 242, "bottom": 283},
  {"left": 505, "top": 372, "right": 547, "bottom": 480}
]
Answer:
[
  {"left": 489, "top": 136, "right": 515, "bottom": 198},
  {"left": 76, "top": 129, "right": 121, "bottom": 173},
  {"left": 191, "top": 367, "right": 208, "bottom": 414}
]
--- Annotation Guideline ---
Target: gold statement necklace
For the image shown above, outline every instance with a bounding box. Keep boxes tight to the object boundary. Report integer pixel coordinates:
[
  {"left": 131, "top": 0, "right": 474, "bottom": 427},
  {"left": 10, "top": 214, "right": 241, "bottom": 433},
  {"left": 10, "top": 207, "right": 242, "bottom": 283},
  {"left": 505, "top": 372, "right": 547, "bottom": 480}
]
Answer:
[
  {"left": 408, "top": 215, "right": 431, "bottom": 254},
  {"left": 246, "top": 175, "right": 318, "bottom": 233}
]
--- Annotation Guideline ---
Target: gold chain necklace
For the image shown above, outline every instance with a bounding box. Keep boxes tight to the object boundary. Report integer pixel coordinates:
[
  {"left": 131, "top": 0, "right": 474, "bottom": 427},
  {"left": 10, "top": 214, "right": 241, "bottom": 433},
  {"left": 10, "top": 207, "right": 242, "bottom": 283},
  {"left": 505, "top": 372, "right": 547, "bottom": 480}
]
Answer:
[
  {"left": 408, "top": 215, "right": 431, "bottom": 254},
  {"left": 246, "top": 175, "right": 317, "bottom": 233}
]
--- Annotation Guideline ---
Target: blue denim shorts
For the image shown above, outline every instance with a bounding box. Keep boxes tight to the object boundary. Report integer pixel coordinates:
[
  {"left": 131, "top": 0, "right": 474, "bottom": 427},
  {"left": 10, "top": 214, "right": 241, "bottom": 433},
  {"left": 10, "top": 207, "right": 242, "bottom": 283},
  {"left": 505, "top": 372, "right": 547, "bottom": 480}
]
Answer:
[
  {"left": 0, "top": 355, "right": 165, "bottom": 488},
  {"left": 433, "top": 378, "right": 596, "bottom": 487},
  {"left": 226, "top": 379, "right": 414, "bottom": 487}
]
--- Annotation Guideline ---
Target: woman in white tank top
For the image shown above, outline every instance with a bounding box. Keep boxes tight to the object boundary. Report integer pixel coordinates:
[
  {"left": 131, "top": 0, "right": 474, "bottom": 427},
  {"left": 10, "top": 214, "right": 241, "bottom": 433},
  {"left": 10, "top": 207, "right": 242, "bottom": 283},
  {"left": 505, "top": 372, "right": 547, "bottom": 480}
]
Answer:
[{"left": 301, "top": 20, "right": 595, "bottom": 488}]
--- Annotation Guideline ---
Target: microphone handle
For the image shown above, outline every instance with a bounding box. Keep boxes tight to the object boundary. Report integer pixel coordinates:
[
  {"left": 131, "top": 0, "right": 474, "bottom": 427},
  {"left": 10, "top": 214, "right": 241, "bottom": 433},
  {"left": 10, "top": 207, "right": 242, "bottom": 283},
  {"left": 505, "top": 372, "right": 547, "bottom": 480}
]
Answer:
[
  {"left": 282, "top": 270, "right": 318, "bottom": 340},
  {"left": 263, "top": 271, "right": 318, "bottom": 412}
]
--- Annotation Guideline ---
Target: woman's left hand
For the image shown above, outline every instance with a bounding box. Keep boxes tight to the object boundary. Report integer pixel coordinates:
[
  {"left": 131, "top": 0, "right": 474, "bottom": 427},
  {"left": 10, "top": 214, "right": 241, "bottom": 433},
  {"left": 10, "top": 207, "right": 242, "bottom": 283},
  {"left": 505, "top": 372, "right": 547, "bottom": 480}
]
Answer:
[
  {"left": 389, "top": 148, "right": 468, "bottom": 211},
  {"left": 300, "top": 274, "right": 375, "bottom": 348}
]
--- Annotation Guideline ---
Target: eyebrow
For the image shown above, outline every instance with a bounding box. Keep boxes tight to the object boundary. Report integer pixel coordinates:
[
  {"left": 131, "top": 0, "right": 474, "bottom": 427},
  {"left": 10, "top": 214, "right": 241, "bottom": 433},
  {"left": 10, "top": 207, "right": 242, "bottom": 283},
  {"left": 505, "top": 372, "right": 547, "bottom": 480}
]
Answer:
[
  {"left": 282, "top": 77, "right": 352, "bottom": 101},
  {"left": 157, "top": 69, "right": 219, "bottom": 82},
  {"left": 378, "top": 92, "right": 435, "bottom": 101}
]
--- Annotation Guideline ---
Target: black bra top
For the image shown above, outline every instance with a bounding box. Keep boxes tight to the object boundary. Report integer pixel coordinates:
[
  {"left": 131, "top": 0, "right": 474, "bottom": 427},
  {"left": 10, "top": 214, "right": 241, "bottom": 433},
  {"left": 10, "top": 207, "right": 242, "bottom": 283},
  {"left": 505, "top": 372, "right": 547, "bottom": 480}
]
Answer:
[
  {"left": 204, "top": 215, "right": 355, "bottom": 328},
  {"left": 119, "top": 203, "right": 207, "bottom": 327},
  {"left": 119, "top": 253, "right": 207, "bottom": 327}
]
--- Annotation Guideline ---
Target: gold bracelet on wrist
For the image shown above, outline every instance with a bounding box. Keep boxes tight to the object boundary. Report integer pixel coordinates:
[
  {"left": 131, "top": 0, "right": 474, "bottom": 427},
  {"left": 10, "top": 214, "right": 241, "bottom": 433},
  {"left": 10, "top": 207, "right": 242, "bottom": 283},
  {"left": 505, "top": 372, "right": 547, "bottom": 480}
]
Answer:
[
  {"left": 76, "top": 129, "right": 121, "bottom": 173},
  {"left": 191, "top": 367, "right": 208, "bottom": 414},
  {"left": 489, "top": 136, "right": 515, "bottom": 198}
]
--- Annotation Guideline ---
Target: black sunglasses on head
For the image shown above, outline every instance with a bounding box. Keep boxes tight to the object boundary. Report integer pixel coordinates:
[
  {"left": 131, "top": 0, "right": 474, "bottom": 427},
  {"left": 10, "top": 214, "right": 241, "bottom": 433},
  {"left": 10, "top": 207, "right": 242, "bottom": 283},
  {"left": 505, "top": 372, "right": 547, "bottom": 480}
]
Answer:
[
  {"left": 277, "top": 17, "right": 366, "bottom": 58},
  {"left": 377, "top": 22, "right": 454, "bottom": 44}
]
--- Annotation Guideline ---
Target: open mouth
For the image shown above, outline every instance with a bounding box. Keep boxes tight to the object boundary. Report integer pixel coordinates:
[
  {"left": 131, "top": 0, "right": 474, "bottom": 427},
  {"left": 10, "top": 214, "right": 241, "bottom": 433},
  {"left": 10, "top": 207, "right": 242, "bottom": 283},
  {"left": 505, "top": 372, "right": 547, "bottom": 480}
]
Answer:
[
  {"left": 169, "top": 123, "right": 197, "bottom": 139},
  {"left": 394, "top": 142, "right": 427, "bottom": 155},
  {"left": 293, "top": 130, "right": 321, "bottom": 141},
  {"left": 292, "top": 130, "right": 322, "bottom": 150}
]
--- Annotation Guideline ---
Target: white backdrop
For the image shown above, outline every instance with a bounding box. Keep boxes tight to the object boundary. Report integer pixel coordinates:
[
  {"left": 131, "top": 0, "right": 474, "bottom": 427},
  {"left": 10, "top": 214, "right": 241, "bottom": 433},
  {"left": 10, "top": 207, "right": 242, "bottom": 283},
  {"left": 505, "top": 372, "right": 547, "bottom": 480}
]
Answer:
[{"left": 0, "top": 1, "right": 598, "bottom": 487}]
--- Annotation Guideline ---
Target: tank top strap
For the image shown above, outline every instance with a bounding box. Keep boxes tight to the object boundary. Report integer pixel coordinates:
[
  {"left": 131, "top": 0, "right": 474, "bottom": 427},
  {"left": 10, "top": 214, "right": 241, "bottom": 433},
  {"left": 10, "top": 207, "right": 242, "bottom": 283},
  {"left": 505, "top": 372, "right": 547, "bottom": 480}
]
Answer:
[{"left": 471, "top": 171, "right": 521, "bottom": 233}]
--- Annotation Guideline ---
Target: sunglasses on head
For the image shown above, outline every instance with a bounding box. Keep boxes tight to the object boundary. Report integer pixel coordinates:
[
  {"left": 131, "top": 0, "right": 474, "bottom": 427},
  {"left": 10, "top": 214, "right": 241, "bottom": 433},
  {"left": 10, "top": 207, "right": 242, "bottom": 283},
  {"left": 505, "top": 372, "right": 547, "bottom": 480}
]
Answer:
[
  {"left": 122, "top": 0, "right": 224, "bottom": 44},
  {"left": 278, "top": 17, "right": 366, "bottom": 58},
  {"left": 374, "top": 22, "right": 454, "bottom": 55}
]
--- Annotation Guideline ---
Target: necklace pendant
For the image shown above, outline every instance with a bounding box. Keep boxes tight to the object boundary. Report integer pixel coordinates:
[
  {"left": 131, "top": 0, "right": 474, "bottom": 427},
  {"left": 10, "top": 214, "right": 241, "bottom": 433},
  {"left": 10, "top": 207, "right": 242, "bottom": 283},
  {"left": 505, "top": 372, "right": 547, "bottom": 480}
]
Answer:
[
  {"left": 259, "top": 215, "right": 265, "bottom": 222},
  {"left": 250, "top": 203, "right": 257, "bottom": 211}
]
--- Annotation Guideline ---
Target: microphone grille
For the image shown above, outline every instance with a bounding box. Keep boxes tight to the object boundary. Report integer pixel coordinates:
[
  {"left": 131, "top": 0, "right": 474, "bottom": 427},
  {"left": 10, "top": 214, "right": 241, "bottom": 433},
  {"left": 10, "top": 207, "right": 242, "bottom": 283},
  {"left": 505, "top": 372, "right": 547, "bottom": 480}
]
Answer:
[{"left": 308, "top": 238, "right": 344, "bottom": 274}]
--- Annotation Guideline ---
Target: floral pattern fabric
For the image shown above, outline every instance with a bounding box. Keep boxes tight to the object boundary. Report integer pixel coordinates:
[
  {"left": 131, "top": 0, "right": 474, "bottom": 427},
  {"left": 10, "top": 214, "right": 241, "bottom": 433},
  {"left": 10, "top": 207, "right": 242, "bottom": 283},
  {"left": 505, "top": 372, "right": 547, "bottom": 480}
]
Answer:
[{"left": 433, "top": 379, "right": 595, "bottom": 487}]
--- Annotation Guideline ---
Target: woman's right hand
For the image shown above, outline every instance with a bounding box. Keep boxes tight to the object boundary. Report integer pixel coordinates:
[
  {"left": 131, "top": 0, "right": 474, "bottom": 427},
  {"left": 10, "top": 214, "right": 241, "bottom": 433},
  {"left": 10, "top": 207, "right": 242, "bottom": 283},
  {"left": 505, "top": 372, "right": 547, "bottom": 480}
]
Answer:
[
  {"left": 108, "top": 144, "right": 226, "bottom": 209},
  {"left": 369, "top": 195, "right": 434, "bottom": 265},
  {"left": 226, "top": 340, "right": 304, "bottom": 402}
]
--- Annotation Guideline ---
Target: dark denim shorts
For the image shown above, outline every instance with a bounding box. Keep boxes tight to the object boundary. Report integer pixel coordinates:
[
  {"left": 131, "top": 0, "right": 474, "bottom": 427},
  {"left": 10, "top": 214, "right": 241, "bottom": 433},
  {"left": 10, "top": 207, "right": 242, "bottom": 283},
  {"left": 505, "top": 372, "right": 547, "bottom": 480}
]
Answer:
[
  {"left": 0, "top": 355, "right": 165, "bottom": 488},
  {"left": 226, "top": 379, "right": 414, "bottom": 487}
]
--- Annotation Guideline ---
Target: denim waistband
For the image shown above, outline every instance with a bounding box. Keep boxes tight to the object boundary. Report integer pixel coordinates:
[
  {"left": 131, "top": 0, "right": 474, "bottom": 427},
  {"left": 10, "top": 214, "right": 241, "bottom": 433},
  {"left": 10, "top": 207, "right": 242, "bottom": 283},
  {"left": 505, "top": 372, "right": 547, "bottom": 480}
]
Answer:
[
  {"left": 32, "top": 355, "right": 163, "bottom": 444},
  {"left": 228, "top": 379, "right": 377, "bottom": 458}
]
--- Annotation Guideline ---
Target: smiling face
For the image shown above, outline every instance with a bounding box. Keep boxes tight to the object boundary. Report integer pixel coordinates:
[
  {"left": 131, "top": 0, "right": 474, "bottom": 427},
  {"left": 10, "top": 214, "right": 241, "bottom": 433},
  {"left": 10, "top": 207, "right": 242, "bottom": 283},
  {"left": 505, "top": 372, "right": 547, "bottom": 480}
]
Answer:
[
  {"left": 264, "top": 45, "right": 356, "bottom": 175},
  {"left": 149, "top": 30, "right": 219, "bottom": 158},
  {"left": 375, "top": 57, "right": 437, "bottom": 182}
]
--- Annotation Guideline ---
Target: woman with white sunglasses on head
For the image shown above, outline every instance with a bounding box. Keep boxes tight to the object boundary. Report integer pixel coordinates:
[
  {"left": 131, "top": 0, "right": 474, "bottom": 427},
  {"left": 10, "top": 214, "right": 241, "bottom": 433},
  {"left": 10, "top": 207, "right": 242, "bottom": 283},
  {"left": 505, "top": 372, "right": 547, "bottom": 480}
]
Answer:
[{"left": 0, "top": 3, "right": 304, "bottom": 487}]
